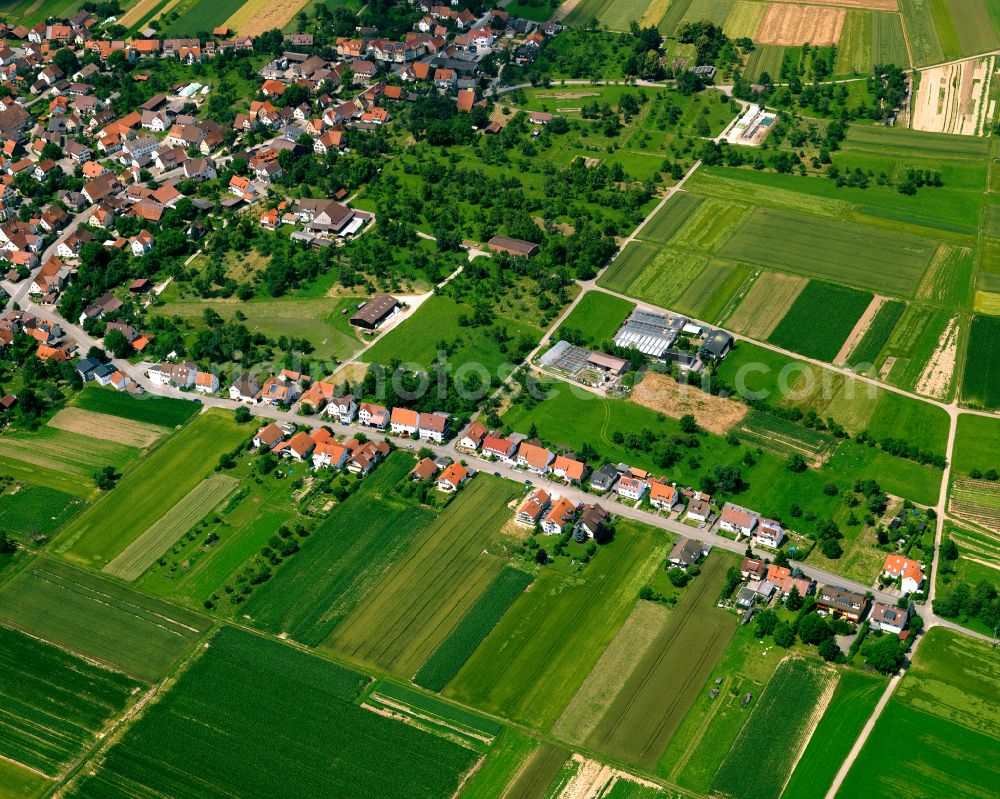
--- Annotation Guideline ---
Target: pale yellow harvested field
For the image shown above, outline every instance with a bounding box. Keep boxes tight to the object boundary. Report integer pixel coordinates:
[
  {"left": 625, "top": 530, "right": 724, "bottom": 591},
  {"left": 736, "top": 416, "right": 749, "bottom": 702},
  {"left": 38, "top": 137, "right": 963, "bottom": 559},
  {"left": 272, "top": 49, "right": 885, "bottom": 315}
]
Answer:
[
  {"left": 724, "top": 1, "right": 768, "bottom": 38},
  {"left": 224, "top": 0, "right": 310, "bottom": 36},
  {"left": 757, "top": 4, "right": 845, "bottom": 46},
  {"left": 47, "top": 408, "right": 170, "bottom": 449},
  {"left": 974, "top": 290, "right": 1000, "bottom": 314},
  {"left": 120, "top": 0, "right": 184, "bottom": 29},
  {"left": 767, "top": 0, "right": 894, "bottom": 8},
  {"left": 641, "top": 0, "right": 672, "bottom": 27},
  {"left": 726, "top": 271, "right": 807, "bottom": 339},
  {"left": 912, "top": 57, "right": 994, "bottom": 136}
]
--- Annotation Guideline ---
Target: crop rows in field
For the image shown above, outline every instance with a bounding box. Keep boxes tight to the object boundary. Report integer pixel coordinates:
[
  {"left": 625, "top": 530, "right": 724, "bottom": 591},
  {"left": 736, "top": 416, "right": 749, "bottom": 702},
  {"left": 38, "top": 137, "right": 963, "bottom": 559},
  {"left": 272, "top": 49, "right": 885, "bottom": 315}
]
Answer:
[
  {"left": 324, "top": 477, "right": 517, "bottom": 677},
  {"left": 447, "top": 527, "right": 663, "bottom": 730},
  {"left": 769, "top": 280, "right": 874, "bottom": 362},
  {"left": 739, "top": 410, "right": 834, "bottom": 459},
  {"left": 56, "top": 411, "right": 247, "bottom": 569},
  {"left": 0, "top": 484, "right": 81, "bottom": 538},
  {"left": 872, "top": 11, "right": 908, "bottom": 66},
  {"left": 243, "top": 453, "right": 436, "bottom": 645},
  {"left": 637, "top": 192, "right": 703, "bottom": 244},
  {"left": 847, "top": 299, "right": 906, "bottom": 368},
  {"left": 0, "top": 560, "right": 210, "bottom": 682},
  {"left": 719, "top": 207, "right": 936, "bottom": 296},
  {"left": 961, "top": 314, "right": 1000, "bottom": 409},
  {"left": 950, "top": 526, "right": 1000, "bottom": 566},
  {"left": 743, "top": 45, "right": 785, "bottom": 81},
  {"left": 67, "top": 627, "right": 478, "bottom": 799},
  {"left": 368, "top": 681, "right": 501, "bottom": 745},
  {"left": 725, "top": 271, "right": 807, "bottom": 339},
  {"left": 711, "top": 658, "right": 834, "bottom": 799},
  {"left": 102, "top": 474, "right": 239, "bottom": 582},
  {"left": 834, "top": 10, "right": 871, "bottom": 75},
  {"left": 781, "top": 671, "right": 886, "bottom": 799},
  {"left": 598, "top": 240, "right": 658, "bottom": 293},
  {"left": 414, "top": 566, "right": 533, "bottom": 691},
  {"left": 949, "top": 480, "right": 1000, "bottom": 532},
  {"left": 900, "top": 0, "right": 945, "bottom": 65},
  {"left": 47, "top": 408, "right": 169, "bottom": 449},
  {"left": 0, "top": 626, "right": 141, "bottom": 777},
  {"left": 586, "top": 555, "right": 738, "bottom": 768}
]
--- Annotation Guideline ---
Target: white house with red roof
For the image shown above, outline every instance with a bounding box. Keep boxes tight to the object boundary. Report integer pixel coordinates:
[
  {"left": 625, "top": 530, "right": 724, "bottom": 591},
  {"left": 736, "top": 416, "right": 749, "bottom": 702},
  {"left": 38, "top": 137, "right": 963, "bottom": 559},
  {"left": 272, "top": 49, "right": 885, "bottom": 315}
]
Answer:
[{"left": 882, "top": 554, "right": 926, "bottom": 594}]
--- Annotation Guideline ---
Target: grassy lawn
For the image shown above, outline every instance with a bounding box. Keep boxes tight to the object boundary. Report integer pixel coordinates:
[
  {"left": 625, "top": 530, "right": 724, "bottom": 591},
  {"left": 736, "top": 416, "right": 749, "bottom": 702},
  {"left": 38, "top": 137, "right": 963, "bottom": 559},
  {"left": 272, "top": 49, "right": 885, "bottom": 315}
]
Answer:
[
  {"left": 553, "top": 291, "right": 635, "bottom": 349},
  {"left": 952, "top": 414, "right": 1000, "bottom": 476},
  {"left": 54, "top": 411, "right": 247, "bottom": 569},
  {"left": 158, "top": 295, "right": 364, "bottom": 362},
  {"left": 362, "top": 295, "right": 542, "bottom": 376}
]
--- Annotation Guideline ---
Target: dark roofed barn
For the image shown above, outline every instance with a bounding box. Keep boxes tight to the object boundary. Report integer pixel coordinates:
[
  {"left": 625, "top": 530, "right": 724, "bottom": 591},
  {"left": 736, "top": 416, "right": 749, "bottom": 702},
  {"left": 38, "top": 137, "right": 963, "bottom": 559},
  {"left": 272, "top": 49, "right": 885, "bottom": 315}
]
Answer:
[
  {"left": 488, "top": 236, "right": 539, "bottom": 258},
  {"left": 350, "top": 294, "right": 400, "bottom": 330}
]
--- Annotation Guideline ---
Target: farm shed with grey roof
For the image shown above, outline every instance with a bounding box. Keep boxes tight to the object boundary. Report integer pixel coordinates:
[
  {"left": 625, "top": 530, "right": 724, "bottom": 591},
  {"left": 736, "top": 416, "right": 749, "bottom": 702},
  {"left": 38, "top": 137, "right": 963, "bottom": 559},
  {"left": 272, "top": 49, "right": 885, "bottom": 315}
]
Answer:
[{"left": 350, "top": 294, "right": 400, "bottom": 330}]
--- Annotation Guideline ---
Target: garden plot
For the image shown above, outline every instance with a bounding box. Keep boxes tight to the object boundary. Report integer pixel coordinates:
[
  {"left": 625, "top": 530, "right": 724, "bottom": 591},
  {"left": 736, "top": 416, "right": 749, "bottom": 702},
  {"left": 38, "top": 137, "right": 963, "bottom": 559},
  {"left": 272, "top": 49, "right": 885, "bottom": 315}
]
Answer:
[
  {"left": 913, "top": 57, "right": 995, "bottom": 136},
  {"left": 949, "top": 480, "right": 1000, "bottom": 533},
  {"left": 756, "top": 4, "right": 846, "bottom": 46}
]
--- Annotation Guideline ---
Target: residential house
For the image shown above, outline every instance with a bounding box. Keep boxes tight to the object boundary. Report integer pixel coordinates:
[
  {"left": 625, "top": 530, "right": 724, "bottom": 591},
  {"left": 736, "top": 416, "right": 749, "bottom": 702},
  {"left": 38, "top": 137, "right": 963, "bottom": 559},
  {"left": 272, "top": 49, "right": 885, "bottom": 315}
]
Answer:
[
  {"left": 649, "top": 482, "right": 679, "bottom": 512},
  {"left": 275, "top": 430, "right": 315, "bottom": 461},
  {"left": 516, "top": 488, "right": 550, "bottom": 526},
  {"left": 575, "top": 503, "right": 608, "bottom": 540},
  {"left": 257, "top": 370, "right": 307, "bottom": 405},
  {"left": 410, "top": 457, "right": 438, "bottom": 481},
  {"left": 457, "top": 421, "right": 488, "bottom": 452},
  {"left": 194, "top": 371, "right": 218, "bottom": 393},
  {"left": 418, "top": 411, "right": 450, "bottom": 442},
  {"left": 740, "top": 557, "right": 766, "bottom": 580},
  {"left": 686, "top": 492, "right": 712, "bottom": 523},
  {"left": 765, "top": 564, "right": 811, "bottom": 598},
  {"left": 881, "top": 555, "right": 926, "bottom": 594},
  {"left": 869, "top": 602, "right": 909, "bottom": 635},
  {"left": 517, "top": 443, "right": 554, "bottom": 474},
  {"left": 358, "top": 402, "right": 389, "bottom": 429},
  {"left": 229, "top": 373, "right": 262, "bottom": 403},
  {"left": 437, "top": 463, "right": 469, "bottom": 492},
  {"left": 147, "top": 361, "right": 196, "bottom": 387},
  {"left": 346, "top": 439, "right": 390, "bottom": 475},
  {"left": 552, "top": 454, "right": 586, "bottom": 484},
  {"left": 615, "top": 476, "right": 648, "bottom": 501},
  {"left": 589, "top": 462, "right": 619, "bottom": 493},
  {"left": 720, "top": 502, "right": 758, "bottom": 536},
  {"left": 541, "top": 497, "right": 576, "bottom": 535},
  {"left": 390, "top": 407, "right": 419, "bottom": 436},
  {"left": 817, "top": 586, "right": 869, "bottom": 622},
  {"left": 326, "top": 394, "right": 358, "bottom": 424},
  {"left": 312, "top": 437, "right": 351, "bottom": 471},
  {"left": 668, "top": 537, "right": 709, "bottom": 570},
  {"left": 253, "top": 423, "right": 286, "bottom": 450},
  {"left": 753, "top": 518, "right": 785, "bottom": 549},
  {"left": 482, "top": 434, "right": 518, "bottom": 463}
]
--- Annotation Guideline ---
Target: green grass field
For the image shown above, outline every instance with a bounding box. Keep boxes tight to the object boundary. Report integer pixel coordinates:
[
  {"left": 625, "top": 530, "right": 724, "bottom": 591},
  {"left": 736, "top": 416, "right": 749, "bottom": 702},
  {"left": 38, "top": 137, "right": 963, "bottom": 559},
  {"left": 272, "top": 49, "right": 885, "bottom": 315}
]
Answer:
[
  {"left": 242, "top": 453, "right": 436, "bottom": 645},
  {"left": 638, "top": 193, "right": 703, "bottom": 244},
  {"left": 0, "top": 758, "right": 49, "bottom": 799},
  {"left": 836, "top": 628, "right": 1000, "bottom": 798},
  {"left": 71, "top": 387, "right": 198, "bottom": 427},
  {"left": 362, "top": 295, "right": 541, "bottom": 377},
  {"left": 324, "top": 477, "right": 519, "bottom": 678},
  {"left": 768, "top": 280, "right": 874, "bottom": 362},
  {"left": 598, "top": 241, "right": 659, "bottom": 294},
  {"left": 67, "top": 627, "right": 479, "bottom": 799},
  {"left": 0, "top": 560, "right": 210, "bottom": 682},
  {"left": 744, "top": 45, "right": 785, "bottom": 81},
  {"left": 161, "top": 0, "right": 246, "bottom": 35},
  {"left": 782, "top": 671, "right": 887, "bottom": 799},
  {"left": 952, "top": 414, "right": 1000, "bottom": 475},
  {"left": 720, "top": 208, "right": 936, "bottom": 296},
  {"left": 961, "top": 314, "right": 1000, "bottom": 409},
  {"left": 414, "top": 567, "right": 534, "bottom": 692},
  {"left": 102, "top": 474, "right": 240, "bottom": 581},
  {"left": 458, "top": 728, "right": 538, "bottom": 799},
  {"left": 0, "top": 427, "right": 138, "bottom": 498},
  {"left": 554, "top": 291, "right": 635, "bottom": 348},
  {"left": 712, "top": 658, "right": 835, "bottom": 799},
  {"left": 447, "top": 523, "right": 663, "bottom": 730},
  {"left": 55, "top": 411, "right": 247, "bottom": 568},
  {"left": 0, "top": 626, "right": 141, "bottom": 778},
  {"left": 586, "top": 554, "right": 738, "bottom": 768}
]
